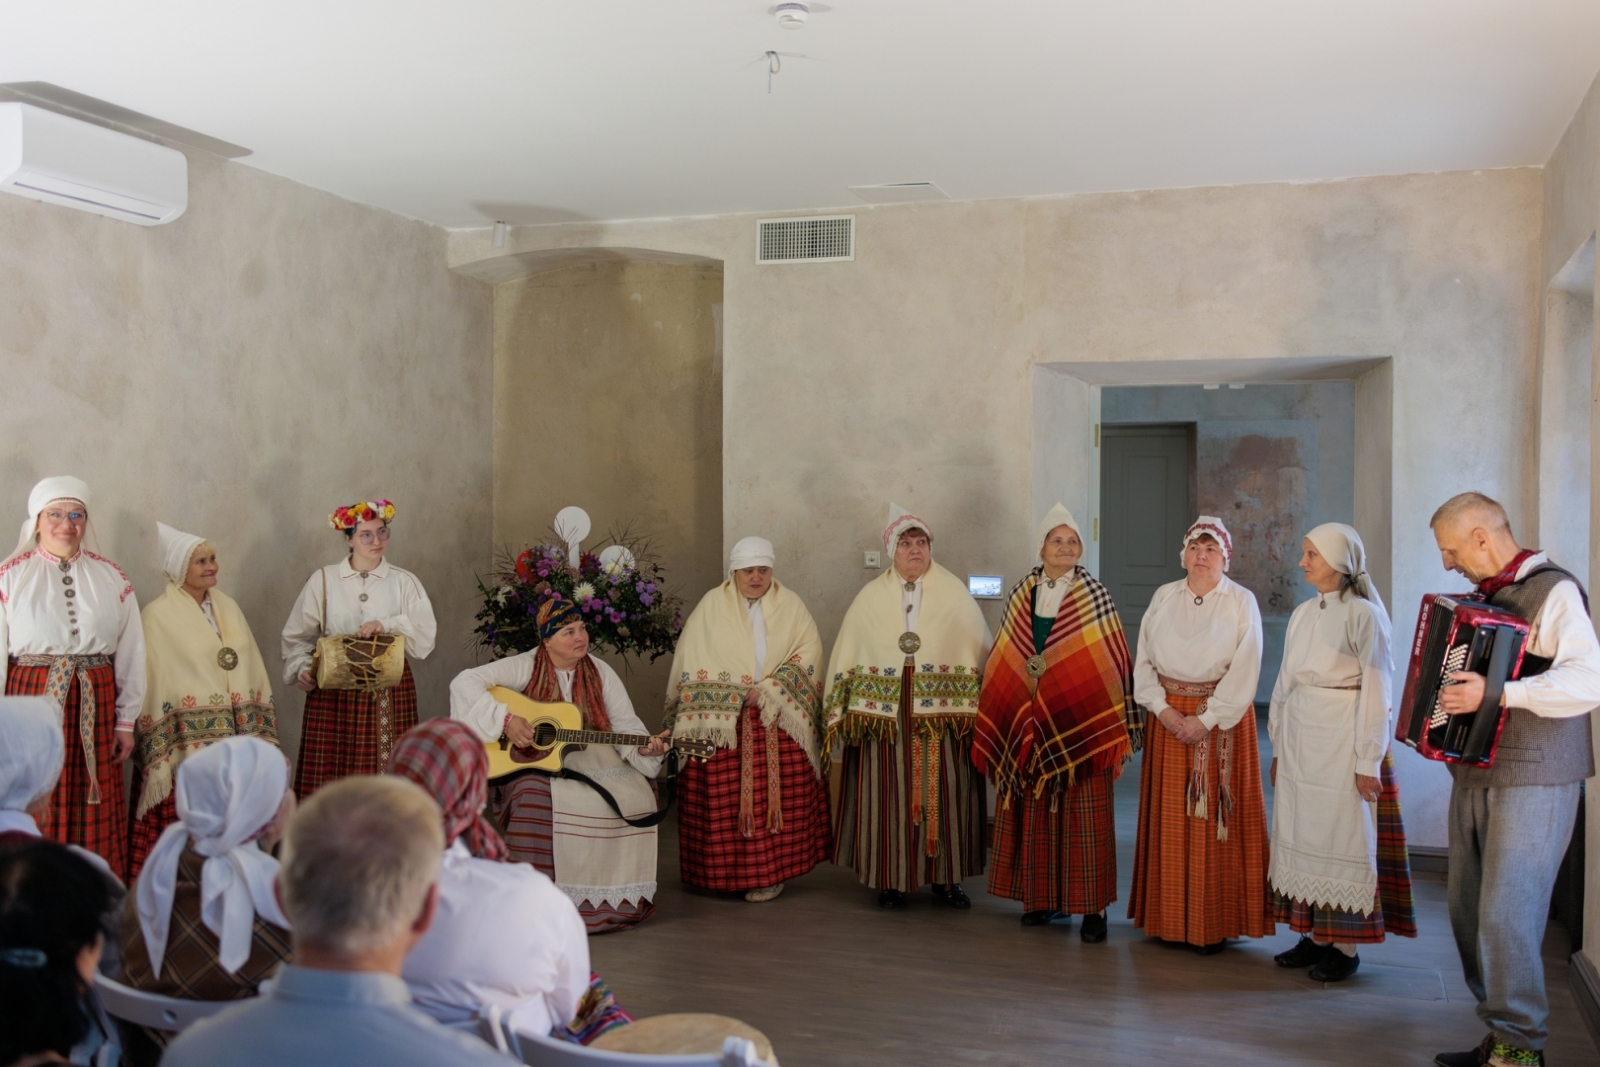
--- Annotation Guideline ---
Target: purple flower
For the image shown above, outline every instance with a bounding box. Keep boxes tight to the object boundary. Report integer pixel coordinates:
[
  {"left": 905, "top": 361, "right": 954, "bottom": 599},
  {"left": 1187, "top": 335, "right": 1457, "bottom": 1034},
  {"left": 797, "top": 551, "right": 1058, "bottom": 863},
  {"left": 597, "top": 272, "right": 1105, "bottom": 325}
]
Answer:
[{"left": 640, "top": 593, "right": 654, "bottom": 606}]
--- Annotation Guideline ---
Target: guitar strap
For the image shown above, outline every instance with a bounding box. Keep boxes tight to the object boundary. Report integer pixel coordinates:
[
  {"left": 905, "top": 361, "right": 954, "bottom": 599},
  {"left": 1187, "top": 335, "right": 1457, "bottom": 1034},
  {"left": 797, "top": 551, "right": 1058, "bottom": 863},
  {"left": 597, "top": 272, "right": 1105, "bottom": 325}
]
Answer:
[{"left": 557, "top": 748, "right": 684, "bottom": 829}]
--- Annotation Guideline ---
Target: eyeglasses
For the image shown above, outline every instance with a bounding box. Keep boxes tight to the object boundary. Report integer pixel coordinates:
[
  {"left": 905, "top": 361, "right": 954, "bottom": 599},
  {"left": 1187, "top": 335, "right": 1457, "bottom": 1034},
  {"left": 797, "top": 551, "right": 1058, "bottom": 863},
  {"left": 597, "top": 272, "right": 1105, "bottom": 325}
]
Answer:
[
  {"left": 355, "top": 527, "right": 391, "bottom": 544},
  {"left": 42, "top": 510, "right": 87, "bottom": 525}
]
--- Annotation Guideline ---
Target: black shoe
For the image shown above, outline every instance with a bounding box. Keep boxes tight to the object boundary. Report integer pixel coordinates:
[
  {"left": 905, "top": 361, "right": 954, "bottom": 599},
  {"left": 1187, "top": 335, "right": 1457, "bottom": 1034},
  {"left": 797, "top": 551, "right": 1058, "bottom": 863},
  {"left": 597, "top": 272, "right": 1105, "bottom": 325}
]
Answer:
[
  {"left": 1021, "top": 910, "right": 1064, "bottom": 926},
  {"left": 1309, "top": 947, "right": 1360, "bottom": 982},
  {"left": 1273, "top": 935, "right": 1329, "bottom": 968},
  {"left": 1434, "top": 1033, "right": 1495, "bottom": 1067},
  {"left": 930, "top": 884, "right": 971, "bottom": 909},
  {"left": 877, "top": 889, "right": 907, "bottom": 909},
  {"left": 1193, "top": 940, "right": 1228, "bottom": 955},
  {"left": 1079, "top": 912, "right": 1108, "bottom": 943}
]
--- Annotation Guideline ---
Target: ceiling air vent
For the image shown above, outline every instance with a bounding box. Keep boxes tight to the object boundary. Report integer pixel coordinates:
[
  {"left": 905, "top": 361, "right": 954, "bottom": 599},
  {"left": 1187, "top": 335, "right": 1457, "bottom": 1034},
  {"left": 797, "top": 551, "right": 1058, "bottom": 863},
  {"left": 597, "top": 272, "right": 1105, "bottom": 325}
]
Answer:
[{"left": 757, "top": 215, "right": 854, "bottom": 264}]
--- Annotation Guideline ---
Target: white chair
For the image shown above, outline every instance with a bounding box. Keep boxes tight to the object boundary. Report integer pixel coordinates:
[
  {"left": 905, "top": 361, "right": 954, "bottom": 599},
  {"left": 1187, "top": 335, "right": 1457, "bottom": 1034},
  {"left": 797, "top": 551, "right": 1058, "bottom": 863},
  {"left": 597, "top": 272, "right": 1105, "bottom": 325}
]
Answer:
[
  {"left": 477, "top": 1006, "right": 772, "bottom": 1067},
  {"left": 93, "top": 974, "right": 235, "bottom": 1034}
]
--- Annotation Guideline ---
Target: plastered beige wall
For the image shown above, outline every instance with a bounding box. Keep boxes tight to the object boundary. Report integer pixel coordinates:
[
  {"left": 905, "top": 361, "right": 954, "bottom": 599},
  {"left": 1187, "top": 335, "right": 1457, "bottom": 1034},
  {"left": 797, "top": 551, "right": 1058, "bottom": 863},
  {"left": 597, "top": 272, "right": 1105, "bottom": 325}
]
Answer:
[
  {"left": 0, "top": 150, "right": 494, "bottom": 762},
  {"left": 1542, "top": 66, "right": 1600, "bottom": 973},
  {"left": 492, "top": 260, "right": 724, "bottom": 725},
  {"left": 455, "top": 167, "right": 1543, "bottom": 848}
]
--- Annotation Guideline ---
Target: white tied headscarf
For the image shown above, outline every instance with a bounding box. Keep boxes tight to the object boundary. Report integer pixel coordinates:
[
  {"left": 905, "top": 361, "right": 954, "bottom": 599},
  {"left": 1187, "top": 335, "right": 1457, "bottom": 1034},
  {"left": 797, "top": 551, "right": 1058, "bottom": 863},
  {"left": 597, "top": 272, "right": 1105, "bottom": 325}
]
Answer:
[
  {"left": 1305, "top": 522, "right": 1393, "bottom": 671},
  {"left": 10, "top": 476, "right": 92, "bottom": 562},
  {"left": 728, "top": 536, "right": 775, "bottom": 574},
  {"left": 0, "top": 697, "right": 64, "bottom": 812},
  {"left": 1181, "top": 515, "right": 1233, "bottom": 571},
  {"left": 1036, "top": 503, "right": 1082, "bottom": 560},
  {"left": 136, "top": 736, "right": 291, "bottom": 978},
  {"left": 157, "top": 522, "right": 207, "bottom": 586}
]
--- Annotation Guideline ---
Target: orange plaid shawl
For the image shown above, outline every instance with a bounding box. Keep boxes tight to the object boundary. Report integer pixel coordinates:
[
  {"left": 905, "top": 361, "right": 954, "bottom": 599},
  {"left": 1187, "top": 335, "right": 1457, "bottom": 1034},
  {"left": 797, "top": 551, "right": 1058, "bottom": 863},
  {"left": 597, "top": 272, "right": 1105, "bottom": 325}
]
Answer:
[{"left": 973, "top": 567, "right": 1134, "bottom": 800}]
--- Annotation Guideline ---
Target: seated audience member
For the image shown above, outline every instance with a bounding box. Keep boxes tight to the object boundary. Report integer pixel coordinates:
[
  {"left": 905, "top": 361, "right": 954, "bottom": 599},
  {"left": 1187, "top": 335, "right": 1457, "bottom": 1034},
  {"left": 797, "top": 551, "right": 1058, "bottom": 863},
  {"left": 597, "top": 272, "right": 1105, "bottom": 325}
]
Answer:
[
  {"left": 159, "top": 776, "right": 516, "bottom": 1067},
  {"left": 122, "top": 736, "right": 294, "bottom": 1009},
  {"left": 0, "top": 839, "right": 119, "bottom": 1067},
  {"left": 387, "top": 719, "right": 602, "bottom": 1041},
  {"left": 0, "top": 696, "right": 69, "bottom": 847}
]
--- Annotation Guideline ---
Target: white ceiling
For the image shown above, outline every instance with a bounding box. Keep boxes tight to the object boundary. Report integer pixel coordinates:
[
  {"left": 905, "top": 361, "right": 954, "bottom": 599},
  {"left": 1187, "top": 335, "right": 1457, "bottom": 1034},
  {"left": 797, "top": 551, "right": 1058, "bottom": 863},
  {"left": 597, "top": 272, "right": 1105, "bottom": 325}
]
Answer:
[{"left": 4, "top": 1, "right": 1599, "bottom": 229}]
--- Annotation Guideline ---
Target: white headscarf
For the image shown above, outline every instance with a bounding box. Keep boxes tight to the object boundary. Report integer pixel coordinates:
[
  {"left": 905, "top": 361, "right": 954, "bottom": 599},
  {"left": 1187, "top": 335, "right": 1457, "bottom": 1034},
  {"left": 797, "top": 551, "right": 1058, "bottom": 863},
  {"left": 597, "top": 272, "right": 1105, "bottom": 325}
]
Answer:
[
  {"left": 0, "top": 697, "right": 64, "bottom": 812},
  {"left": 136, "top": 736, "right": 291, "bottom": 978},
  {"left": 1035, "top": 503, "right": 1082, "bottom": 560},
  {"left": 157, "top": 522, "right": 207, "bottom": 586},
  {"left": 728, "top": 536, "right": 775, "bottom": 574},
  {"left": 883, "top": 502, "right": 931, "bottom": 554},
  {"left": 1305, "top": 522, "right": 1392, "bottom": 673},
  {"left": 1181, "top": 515, "right": 1233, "bottom": 571},
  {"left": 10, "top": 476, "right": 92, "bottom": 562}
]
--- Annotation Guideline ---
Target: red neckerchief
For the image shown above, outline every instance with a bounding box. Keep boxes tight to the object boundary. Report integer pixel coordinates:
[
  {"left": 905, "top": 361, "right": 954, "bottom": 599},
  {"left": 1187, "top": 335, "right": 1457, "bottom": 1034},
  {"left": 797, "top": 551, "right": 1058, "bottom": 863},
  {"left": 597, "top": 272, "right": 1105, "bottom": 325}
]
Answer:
[{"left": 1476, "top": 549, "right": 1538, "bottom": 599}]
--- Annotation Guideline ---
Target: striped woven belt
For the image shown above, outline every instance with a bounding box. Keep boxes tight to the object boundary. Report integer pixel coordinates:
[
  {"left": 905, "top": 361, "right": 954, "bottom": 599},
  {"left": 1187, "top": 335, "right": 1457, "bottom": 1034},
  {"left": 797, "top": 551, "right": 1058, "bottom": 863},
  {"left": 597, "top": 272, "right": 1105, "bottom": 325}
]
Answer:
[
  {"left": 1156, "top": 674, "right": 1220, "bottom": 698},
  {"left": 12, "top": 654, "right": 115, "bottom": 804}
]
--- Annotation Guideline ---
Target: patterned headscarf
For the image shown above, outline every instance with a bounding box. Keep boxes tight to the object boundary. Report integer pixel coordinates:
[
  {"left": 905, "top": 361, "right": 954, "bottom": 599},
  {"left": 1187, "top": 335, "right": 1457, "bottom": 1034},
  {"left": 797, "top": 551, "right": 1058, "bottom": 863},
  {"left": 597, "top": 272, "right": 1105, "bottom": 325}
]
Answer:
[
  {"left": 1181, "top": 515, "right": 1233, "bottom": 570},
  {"left": 386, "top": 719, "right": 509, "bottom": 862},
  {"left": 882, "top": 502, "right": 932, "bottom": 554},
  {"left": 537, "top": 596, "right": 582, "bottom": 643}
]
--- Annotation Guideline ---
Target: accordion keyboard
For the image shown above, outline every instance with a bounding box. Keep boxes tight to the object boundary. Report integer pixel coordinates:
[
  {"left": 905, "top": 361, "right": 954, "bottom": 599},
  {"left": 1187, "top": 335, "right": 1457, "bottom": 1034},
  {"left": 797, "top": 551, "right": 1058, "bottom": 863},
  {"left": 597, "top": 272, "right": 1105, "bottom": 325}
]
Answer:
[{"left": 1428, "top": 644, "right": 1470, "bottom": 729}]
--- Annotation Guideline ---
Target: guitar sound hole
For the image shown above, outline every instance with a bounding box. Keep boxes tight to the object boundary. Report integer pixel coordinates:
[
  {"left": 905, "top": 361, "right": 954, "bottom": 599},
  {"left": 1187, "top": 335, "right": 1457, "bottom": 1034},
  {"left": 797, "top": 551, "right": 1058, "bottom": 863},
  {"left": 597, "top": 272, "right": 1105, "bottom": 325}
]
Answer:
[{"left": 531, "top": 722, "right": 560, "bottom": 748}]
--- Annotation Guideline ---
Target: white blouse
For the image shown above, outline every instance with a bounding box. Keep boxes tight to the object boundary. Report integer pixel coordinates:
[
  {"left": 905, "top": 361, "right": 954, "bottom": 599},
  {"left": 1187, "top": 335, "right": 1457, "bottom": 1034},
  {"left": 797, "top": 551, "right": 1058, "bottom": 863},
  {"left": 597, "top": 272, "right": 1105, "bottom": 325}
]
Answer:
[
  {"left": 1033, "top": 569, "right": 1079, "bottom": 621},
  {"left": 449, "top": 651, "right": 663, "bottom": 777},
  {"left": 1268, "top": 592, "right": 1392, "bottom": 778},
  {"left": 0, "top": 548, "right": 147, "bottom": 726},
  {"left": 1133, "top": 574, "right": 1264, "bottom": 731},
  {"left": 280, "top": 559, "right": 436, "bottom": 683},
  {"left": 898, "top": 569, "right": 924, "bottom": 634},
  {"left": 403, "top": 840, "right": 590, "bottom": 1037},
  {"left": 747, "top": 598, "right": 768, "bottom": 682}
]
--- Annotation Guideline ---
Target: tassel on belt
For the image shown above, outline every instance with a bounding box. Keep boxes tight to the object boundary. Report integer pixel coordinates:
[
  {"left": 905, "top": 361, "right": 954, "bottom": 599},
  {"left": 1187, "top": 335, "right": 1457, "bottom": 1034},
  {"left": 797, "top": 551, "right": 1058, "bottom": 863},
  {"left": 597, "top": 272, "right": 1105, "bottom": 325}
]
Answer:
[
  {"left": 1156, "top": 673, "right": 1233, "bottom": 842},
  {"left": 13, "top": 654, "right": 115, "bottom": 804}
]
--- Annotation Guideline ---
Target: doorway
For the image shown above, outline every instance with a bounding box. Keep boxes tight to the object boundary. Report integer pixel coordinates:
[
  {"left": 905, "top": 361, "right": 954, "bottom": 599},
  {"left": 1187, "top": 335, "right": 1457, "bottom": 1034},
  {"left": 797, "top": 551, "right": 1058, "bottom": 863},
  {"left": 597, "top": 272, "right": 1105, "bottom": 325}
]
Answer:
[{"left": 1099, "top": 424, "right": 1195, "bottom": 656}]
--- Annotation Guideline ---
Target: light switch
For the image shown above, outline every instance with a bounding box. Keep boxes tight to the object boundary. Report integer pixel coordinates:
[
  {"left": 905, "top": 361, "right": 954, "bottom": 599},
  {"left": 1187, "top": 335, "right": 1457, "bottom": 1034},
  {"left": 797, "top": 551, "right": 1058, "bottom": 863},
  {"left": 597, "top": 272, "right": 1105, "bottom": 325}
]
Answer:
[{"left": 864, "top": 551, "right": 881, "bottom": 569}]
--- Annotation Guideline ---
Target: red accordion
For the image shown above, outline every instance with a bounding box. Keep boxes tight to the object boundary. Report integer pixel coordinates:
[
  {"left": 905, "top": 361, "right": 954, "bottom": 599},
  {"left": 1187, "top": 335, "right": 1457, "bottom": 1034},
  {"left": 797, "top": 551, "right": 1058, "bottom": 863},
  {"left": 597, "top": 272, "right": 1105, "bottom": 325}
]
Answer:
[{"left": 1395, "top": 593, "right": 1530, "bottom": 767}]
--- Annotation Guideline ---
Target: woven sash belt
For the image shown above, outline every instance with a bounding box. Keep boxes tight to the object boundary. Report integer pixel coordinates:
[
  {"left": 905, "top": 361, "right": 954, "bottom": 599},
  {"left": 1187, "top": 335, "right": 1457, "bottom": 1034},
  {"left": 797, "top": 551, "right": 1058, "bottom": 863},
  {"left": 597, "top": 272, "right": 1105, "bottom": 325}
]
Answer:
[
  {"left": 1156, "top": 673, "right": 1233, "bottom": 841},
  {"left": 14, "top": 654, "right": 115, "bottom": 804}
]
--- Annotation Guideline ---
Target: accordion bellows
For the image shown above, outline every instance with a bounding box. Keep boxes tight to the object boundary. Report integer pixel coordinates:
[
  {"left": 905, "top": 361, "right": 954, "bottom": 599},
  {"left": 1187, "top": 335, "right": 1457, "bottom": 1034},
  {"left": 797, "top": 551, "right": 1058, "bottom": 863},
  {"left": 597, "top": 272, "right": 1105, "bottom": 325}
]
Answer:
[{"left": 1396, "top": 594, "right": 1528, "bottom": 767}]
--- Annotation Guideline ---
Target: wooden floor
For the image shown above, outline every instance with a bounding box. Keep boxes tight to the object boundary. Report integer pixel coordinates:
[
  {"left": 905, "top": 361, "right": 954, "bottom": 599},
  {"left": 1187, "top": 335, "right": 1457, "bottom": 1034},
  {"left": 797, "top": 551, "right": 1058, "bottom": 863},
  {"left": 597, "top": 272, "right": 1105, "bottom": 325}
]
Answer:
[{"left": 592, "top": 739, "right": 1597, "bottom": 1066}]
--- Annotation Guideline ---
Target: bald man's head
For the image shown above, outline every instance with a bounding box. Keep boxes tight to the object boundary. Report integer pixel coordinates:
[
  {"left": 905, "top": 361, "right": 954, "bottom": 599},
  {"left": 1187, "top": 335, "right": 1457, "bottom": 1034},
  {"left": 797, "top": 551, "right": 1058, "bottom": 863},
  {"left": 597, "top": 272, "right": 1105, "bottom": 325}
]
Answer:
[{"left": 1430, "top": 491, "right": 1522, "bottom": 584}]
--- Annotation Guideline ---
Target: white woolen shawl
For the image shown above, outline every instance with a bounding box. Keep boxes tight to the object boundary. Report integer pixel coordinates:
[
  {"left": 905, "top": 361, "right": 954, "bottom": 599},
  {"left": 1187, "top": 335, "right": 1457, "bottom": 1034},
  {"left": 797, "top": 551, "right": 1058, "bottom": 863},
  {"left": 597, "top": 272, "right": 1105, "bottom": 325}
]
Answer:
[
  {"left": 0, "top": 697, "right": 64, "bottom": 812},
  {"left": 136, "top": 735, "right": 291, "bottom": 978}
]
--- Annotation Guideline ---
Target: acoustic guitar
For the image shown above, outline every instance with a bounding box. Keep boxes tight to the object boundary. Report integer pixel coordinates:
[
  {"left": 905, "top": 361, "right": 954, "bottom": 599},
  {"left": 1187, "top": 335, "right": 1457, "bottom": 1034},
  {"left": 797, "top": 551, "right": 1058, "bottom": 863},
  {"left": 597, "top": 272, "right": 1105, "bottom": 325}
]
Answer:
[{"left": 482, "top": 686, "right": 715, "bottom": 782}]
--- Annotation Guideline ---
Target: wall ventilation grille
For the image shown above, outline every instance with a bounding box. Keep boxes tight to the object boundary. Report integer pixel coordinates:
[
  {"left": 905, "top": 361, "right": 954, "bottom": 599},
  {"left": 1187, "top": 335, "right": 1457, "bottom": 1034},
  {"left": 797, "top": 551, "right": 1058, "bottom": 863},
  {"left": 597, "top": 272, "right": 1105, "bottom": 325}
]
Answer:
[{"left": 757, "top": 215, "right": 854, "bottom": 263}]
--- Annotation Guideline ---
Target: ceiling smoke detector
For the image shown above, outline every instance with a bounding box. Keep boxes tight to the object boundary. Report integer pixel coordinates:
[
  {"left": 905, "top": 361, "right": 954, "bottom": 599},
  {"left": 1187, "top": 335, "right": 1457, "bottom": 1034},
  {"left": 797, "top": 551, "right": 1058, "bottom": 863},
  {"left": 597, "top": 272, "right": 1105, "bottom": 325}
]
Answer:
[{"left": 775, "top": 3, "right": 809, "bottom": 29}]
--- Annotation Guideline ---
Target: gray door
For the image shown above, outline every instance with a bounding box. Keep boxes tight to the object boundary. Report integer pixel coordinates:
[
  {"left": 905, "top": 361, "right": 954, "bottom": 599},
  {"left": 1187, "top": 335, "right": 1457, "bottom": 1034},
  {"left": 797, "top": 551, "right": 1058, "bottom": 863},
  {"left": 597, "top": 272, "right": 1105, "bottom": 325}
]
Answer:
[{"left": 1100, "top": 424, "right": 1195, "bottom": 658}]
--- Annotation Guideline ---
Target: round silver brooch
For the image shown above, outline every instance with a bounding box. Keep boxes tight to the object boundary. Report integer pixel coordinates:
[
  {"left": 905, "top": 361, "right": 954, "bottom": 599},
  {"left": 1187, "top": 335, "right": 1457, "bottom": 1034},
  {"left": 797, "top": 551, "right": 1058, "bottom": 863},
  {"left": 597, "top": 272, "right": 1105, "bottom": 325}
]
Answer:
[
  {"left": 1026, "top": 655, "right": 1048, "bottom": 679},
  {"left": 217, "top": 647, "right": 239, "bottom": 671},
  {"left": 898, "top": 631, "right": 922, "bottom": 655}
]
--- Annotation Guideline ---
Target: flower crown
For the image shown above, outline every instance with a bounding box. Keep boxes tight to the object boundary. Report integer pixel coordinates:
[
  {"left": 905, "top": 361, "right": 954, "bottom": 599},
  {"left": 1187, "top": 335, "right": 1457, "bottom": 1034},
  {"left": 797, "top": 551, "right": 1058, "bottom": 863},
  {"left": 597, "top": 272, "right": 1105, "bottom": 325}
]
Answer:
[{"left": 329, "top": 500, "right": 396, "bottom": 531}]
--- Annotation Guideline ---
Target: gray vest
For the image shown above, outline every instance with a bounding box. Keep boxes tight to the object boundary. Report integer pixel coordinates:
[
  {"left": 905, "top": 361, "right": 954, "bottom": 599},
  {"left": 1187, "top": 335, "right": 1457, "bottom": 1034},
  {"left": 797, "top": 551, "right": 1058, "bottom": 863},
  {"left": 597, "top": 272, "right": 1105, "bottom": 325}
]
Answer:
[{"left": 1450, "top": 563, "right": 1596, "bottom": 788}]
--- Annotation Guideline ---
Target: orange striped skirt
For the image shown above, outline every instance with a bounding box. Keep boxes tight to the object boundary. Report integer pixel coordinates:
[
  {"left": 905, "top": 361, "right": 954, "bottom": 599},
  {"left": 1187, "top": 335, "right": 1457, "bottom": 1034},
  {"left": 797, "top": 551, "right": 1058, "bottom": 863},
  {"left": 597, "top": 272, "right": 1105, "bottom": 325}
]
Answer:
[{"left": 1127, "top": 678, "right": 1272, "bottom": 945}]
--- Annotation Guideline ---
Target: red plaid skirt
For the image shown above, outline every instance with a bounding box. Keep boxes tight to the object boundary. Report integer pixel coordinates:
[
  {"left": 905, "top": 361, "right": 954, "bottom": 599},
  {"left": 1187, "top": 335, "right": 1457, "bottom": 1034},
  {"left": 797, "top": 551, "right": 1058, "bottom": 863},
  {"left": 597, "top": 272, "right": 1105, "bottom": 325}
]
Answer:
[
  {"left": 1272, "top": 751, "right": 1417, "bottom": 942},
  {"left": 677, "top": 715, "right": 831, "bottom": 892},
  {"left": 127, "top": 773, "right": 177, "bottom": 881},
  {"left": 8, "top": 659, "right": 128, "bottom": 880},
  {"left": 492, "top": 772, "right": 657, "bottom": 935},
  {"left": 293, "top": 664, "right": 418, "bottom": 797},
  {"left": 988, "top": 765, "right": 1117, "bottom": 914}
]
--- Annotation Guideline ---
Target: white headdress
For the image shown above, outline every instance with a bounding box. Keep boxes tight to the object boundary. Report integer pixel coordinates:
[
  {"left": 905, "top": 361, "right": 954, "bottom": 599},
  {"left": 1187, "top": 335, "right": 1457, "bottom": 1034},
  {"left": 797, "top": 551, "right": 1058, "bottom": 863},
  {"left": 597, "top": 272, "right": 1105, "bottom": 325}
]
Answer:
[
  {"left": 1035, "top": 503, "right": 1082, "bottom": 560},
  {"left": 883, "top": 502, "right": 931, "bottom": 554},
  {"left": 1181, "top": 515, "right": 1233, "bottom": 570},
  {"left": 728, "top": 536, "right": 775, "bottom": 574},
  {"left": 0, "top": 697, "right": 64, "bottom": 813},
  {"left": 157, "top": 522, "right": 208, "bottom": 587},
  {"left": 10, "top": 476, "right": 92, "bottom": 562},
  {"left": 136, "top": 736, "right": 291, "bottom": 979}
]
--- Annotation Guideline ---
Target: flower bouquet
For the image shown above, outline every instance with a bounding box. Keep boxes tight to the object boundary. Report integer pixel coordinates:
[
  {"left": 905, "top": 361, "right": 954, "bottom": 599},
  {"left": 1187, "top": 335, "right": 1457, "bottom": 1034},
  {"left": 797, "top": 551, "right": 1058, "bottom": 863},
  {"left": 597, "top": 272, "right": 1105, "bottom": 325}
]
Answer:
[{"left": 473, "top": 527, "right": 684, "bottom": 662}]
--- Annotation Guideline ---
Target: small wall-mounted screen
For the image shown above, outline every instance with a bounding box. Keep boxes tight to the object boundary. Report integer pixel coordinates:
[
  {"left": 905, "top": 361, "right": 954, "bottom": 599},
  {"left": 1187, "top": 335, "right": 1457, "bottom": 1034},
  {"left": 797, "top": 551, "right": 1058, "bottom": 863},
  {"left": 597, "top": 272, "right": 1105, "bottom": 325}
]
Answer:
[{"left": 968, "top": 575, "right": 1004, "bottom": 599}]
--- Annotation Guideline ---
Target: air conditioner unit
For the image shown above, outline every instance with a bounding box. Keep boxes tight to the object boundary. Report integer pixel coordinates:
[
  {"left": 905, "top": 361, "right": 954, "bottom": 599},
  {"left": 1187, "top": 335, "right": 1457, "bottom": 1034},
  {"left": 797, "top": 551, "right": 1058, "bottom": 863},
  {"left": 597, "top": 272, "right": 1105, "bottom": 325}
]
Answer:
[{"left": 0, "top": 102, "right": 187, "bottom": 226}]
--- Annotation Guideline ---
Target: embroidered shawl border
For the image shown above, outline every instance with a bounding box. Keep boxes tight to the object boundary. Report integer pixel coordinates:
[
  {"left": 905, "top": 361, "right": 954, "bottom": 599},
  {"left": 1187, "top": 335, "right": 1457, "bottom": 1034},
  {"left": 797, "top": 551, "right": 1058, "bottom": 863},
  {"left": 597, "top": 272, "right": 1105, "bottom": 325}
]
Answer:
[{"left": 133, "top": 696, "right": 278, "bottom": 817}]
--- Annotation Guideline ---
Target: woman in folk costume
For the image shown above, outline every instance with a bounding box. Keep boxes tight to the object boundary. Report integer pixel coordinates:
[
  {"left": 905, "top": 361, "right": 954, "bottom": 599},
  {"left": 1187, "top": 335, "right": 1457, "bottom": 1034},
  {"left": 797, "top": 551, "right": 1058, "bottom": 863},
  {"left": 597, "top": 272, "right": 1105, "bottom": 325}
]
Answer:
[
  {"left": 974, "top": 504, "right": 1136, "bottom": 942},
  {"left": 121, "top": 735, "right": 293, "bottom": 1035},
  {"left": 0, "top": 476, "right": 145, "bottom": 880},
  {"left": 450, "top": 596, "right": 670, "bottom": 933},
  {"left": 1128, "top": 516, "right": 1272, "bottom": 953},
  {"left": 828, "top": 504, "right": 991, "bottom": 910},
  {"left": 1268, "top": 523, "right": 1416, "bottom": 982},
  {"left": 390, "top": 719, "right": 632, "bottom": 1046},
  {"left": 281, "top": 500, "right": 436, "bottom": 797},
  {"left": 128, "top": 524, "right": 277, "bottom": 879},
  {"left": 667, "top": 536, "right": 829, "bottom": 903}
]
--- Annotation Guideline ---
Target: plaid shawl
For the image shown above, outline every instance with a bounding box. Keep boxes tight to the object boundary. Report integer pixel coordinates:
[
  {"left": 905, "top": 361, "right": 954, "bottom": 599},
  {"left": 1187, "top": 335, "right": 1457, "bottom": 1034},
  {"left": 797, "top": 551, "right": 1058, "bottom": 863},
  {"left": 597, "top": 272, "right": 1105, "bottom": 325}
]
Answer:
[
  {"left": 387, "top": 718, "right": 509, "bottom": 861},
  {"left": 973, "top": 566, "right": 1134, "bottom": 799}
]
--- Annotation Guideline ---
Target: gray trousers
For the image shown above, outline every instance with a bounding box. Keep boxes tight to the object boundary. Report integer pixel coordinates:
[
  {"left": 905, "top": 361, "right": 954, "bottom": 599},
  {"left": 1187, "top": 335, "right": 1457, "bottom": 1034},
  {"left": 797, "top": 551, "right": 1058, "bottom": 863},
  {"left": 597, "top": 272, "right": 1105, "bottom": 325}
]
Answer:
[{"left": 1448, "top": 781, "right": 1580, "bottom": 1051}]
